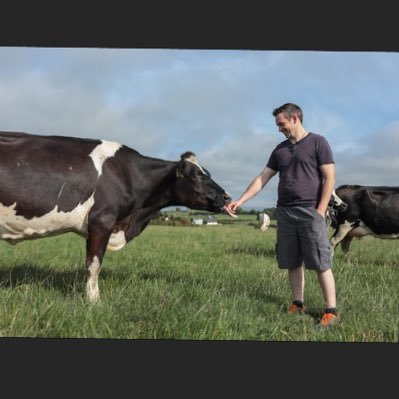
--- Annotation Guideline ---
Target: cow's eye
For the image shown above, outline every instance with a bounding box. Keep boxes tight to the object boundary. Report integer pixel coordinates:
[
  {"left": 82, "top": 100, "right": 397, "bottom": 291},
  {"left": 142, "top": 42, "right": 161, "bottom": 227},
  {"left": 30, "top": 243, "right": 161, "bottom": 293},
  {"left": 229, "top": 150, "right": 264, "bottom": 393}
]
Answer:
[{"left": 192, "top": 174, "right": 203, "bottom": 181}]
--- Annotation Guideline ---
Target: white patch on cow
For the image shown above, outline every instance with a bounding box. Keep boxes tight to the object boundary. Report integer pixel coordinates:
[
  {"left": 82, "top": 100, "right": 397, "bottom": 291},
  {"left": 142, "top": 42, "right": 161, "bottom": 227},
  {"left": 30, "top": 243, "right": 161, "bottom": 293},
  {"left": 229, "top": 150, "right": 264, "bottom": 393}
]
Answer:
[
  {"left": 348, "top": 225, "right": 373, "bottom": 237},
  {"left": 185, "top": 155, "right": 207, "bottom": 175},
  {"left": 89, "top": 140, "right": 122, "bottom": 177},
  {"left": 331, "top": 190, "right": 344, "bottom": 207},
  {"left": 377, "top": 234, "right": 399, "bottom": 239},
  {"left": 0, "top": 193, "right": 95, "bottom": 243},
  {"left": 107, "top": 230, "right": 127, "bottom": 251},
  {"left": 86, "top": 256, "right": 101, "bottom": 303},
  {"left": 330, "top": 220, "right": 354, "bottom": 248}
]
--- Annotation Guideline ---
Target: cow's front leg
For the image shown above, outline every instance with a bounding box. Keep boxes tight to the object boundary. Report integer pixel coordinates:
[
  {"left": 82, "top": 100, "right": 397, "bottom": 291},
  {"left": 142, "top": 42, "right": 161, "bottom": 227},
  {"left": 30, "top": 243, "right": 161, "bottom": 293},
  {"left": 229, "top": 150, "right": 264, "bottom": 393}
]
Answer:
[{"left": 85, "top": 223, "right": 113, "bottom": 303}]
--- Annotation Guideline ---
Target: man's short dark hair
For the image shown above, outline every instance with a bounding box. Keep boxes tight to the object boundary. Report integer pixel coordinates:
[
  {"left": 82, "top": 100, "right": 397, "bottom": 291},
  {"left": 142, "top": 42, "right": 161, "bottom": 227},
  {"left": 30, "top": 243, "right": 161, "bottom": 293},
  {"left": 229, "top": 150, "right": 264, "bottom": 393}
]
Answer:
[{"left": 272, "top": 103, "right": 303, "bottom": 123}]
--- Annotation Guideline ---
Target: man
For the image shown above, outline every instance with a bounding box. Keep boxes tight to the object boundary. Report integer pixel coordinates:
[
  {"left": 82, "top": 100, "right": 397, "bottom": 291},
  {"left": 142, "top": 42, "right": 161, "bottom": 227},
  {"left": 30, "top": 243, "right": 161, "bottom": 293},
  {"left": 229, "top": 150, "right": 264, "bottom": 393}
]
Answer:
[{"left": 227, "top": 103, "right": 340, "bottom": 328}]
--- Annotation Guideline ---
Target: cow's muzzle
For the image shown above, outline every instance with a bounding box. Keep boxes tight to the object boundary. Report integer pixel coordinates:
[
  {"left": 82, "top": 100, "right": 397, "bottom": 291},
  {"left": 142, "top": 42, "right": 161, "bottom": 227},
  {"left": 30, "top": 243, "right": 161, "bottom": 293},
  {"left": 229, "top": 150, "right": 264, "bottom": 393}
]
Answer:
[
  {"left": 333, "top": 201, "right": 348, "bottom": 212},
  {"left": 329, "top": 192, "right": 348, "bottom": 212},
  {"left": 220, "top": 192, "right": 238, "bottom": 218}
]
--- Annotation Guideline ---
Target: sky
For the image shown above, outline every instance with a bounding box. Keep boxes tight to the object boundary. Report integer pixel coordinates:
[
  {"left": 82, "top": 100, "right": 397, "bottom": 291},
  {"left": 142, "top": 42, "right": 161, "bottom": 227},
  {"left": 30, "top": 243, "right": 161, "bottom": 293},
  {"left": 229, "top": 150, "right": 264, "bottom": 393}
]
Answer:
[{"left": 0, "top": 47, "right": 398, "bottom": 211}]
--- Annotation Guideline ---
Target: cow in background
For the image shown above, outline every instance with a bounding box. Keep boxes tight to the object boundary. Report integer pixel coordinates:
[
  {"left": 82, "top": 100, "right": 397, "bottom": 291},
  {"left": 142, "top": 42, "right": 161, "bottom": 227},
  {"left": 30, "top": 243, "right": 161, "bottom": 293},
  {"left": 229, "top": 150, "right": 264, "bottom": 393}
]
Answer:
[
  {"left": 258, "top": 212, "right": 271, "bottom": 232},
  {"left": 0, "top": 131, "right": 234, "bottom": 301},
  {"left": 329, "top": 185, "right": 399, "bottom": 255},
  {"left": 327, "top": 207, "right": 367, "bottom": 256}
]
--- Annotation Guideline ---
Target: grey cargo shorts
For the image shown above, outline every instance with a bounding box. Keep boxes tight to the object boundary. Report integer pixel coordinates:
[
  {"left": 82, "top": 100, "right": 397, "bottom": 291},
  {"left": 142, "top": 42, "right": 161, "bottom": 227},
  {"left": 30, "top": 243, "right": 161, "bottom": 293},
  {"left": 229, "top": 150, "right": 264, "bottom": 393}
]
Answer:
[{"left": 274, "top": 206, "right": 333, "bottom": 271}]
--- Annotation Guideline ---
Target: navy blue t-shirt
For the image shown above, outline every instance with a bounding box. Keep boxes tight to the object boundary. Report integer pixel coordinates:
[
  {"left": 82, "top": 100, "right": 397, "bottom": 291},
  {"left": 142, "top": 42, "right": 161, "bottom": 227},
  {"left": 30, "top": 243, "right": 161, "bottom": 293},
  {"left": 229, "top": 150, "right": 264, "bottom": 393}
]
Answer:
[{"left": 266, "top": 132, "right": 334, "bottom": 207}]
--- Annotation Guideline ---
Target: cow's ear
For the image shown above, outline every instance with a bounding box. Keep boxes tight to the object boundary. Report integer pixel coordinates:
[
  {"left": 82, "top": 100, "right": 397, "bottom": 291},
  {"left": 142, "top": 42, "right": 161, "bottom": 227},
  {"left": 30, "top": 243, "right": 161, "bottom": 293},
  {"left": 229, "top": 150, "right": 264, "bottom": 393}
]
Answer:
[
  {"left": 180, "top": 151, "right": 209, "bottom": 177},
  {"left": 178, "top": 152, "right": 196, "bottom": 178},
  {"left": 177, "top": 158, "right": 192, "bottom": 178}
]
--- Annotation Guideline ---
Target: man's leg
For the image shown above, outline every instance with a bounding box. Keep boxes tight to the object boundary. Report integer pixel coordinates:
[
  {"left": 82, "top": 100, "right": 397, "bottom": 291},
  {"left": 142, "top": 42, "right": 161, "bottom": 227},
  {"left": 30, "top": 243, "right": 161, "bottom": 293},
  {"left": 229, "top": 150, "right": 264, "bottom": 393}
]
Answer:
[
  {"left": 288, "top": 266, "right": 305, "bottom": 303},
  {"left": 316, "top": 268, "right": 340, "bottom": 328},
  {"left": 316, "top": 268, "right": 336, "bottom": 309}
]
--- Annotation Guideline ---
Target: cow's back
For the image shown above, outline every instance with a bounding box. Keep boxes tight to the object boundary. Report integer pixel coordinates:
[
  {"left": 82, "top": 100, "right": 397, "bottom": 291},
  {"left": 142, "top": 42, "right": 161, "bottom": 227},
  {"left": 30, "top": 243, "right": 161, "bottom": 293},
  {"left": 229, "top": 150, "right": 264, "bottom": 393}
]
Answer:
[
  {"left": 0, "top": 131, "right": 101, "bottom": 216},
  {"left": 360, "top": 187, "right": 399, "bottom": 234}
]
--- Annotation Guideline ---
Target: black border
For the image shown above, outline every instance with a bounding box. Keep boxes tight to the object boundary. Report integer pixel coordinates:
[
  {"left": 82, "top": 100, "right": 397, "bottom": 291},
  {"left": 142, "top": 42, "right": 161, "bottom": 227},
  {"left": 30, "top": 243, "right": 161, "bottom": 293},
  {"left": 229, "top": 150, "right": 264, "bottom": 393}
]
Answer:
[
  {"left": 0, "top": 4, "right": 397, "bottom": 396},
  {"left": 1, "top": 338, "right": 397, "bottom": 395},
  {"left": 0, "top": 4, "right": 398, "bottom": 51}
]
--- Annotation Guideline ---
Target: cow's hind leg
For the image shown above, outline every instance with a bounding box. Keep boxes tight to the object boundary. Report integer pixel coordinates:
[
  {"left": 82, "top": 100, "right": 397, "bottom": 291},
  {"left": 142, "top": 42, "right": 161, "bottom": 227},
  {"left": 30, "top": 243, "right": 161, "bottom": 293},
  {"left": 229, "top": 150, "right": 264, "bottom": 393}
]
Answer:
[{"left": 85, "top": 223, "right": 113, "bottom": 303}]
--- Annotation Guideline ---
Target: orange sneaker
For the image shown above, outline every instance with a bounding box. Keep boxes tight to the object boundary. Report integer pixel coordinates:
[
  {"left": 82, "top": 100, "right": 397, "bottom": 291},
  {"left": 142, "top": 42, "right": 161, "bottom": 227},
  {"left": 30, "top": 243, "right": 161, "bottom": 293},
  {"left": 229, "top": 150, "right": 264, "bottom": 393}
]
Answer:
[
  {"left": 287, "top": 303, "right": 305, "bottom": 315},
  {"left": 317, "top": 312, "right": 341, "bottom": 329}
]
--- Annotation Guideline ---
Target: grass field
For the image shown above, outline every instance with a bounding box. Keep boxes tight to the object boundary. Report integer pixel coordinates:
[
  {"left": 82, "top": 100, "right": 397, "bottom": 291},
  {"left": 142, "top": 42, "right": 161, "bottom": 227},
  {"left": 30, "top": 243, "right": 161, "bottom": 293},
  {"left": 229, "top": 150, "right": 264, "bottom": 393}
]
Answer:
[{"left": 0, "top": 222, "right": 397, "bottom": 342}]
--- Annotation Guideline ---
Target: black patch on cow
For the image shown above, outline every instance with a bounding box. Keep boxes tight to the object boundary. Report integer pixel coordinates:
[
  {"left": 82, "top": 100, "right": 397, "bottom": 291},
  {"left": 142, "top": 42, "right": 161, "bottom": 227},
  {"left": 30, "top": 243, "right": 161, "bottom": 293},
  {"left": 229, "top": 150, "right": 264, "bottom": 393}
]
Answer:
[{"left": 0, "top": 131, "right": 100, "bottom": 218}]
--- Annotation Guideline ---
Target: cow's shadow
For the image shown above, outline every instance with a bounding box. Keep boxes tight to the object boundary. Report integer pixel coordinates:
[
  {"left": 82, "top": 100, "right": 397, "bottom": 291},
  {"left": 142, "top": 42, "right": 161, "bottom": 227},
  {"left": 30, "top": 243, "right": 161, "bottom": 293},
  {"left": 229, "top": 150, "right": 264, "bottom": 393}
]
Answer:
[
  {"left": 0, "top": 263, "right": 125, "bottom": 298},
  {"left": 0, "top": 263, "right": 85, "bottom": 296},
  {"left": 0, "top": 262, "right": 145, "bottom": 296}
]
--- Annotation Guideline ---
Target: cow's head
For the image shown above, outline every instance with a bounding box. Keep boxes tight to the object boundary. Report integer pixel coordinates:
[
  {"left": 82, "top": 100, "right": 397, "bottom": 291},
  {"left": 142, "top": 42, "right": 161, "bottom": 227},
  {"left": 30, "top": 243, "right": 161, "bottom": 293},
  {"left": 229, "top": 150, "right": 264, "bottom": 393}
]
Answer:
[
  {"left": 326, "top": 209, "right": 339, "bottom": 230},
  {"left": 174, "top": 152, "right": 233, "bottom": 216},
  {"left": 329, "top": 190, "right": 348, "bottom": 212}
]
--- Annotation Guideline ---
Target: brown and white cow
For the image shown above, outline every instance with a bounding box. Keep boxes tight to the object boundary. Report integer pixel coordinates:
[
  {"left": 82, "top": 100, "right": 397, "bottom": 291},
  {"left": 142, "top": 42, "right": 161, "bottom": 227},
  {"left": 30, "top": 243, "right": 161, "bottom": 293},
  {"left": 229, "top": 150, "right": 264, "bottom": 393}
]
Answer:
[
  {"left": 329, "top": 184, "right": 399, "bottom": 255},
  {"left": 0, "top": 131, "right": 233, "bottom": 301}
]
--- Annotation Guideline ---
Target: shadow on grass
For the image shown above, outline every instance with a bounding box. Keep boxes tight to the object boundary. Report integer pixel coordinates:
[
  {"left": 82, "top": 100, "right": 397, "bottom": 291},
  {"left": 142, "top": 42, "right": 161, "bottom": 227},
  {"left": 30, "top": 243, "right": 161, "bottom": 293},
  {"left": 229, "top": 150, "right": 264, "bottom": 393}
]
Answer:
[
  {"left": 138, "top": 267, "right": 288, "bottom": 311},
  {"left": 137, "top": 269, "right": 325, "bottom": 325},
  {"left": 334, "top": 253, "right": 399, "bottom": 267},
  {"left": 227, "top": 247, "right": 276, "bottom": 257},
  {"left": 0, "top": 262, "right": 325, "bottom": 323},
  {"left": 0, "top": 263, "right": 132, "bottom": 298},
  {"left": 0, "top": 263, "right": 86, "bottom": 296}
]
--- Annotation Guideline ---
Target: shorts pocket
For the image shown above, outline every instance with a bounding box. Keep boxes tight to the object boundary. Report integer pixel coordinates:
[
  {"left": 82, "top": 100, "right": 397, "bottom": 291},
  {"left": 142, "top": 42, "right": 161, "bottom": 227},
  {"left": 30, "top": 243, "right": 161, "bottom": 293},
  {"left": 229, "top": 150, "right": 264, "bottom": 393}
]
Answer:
[
  {"left": 311, "top": 207, "right": 325, "bottom": 221},
  {"left": 317, "top": 241, "right": 333, "bottom": 270}
]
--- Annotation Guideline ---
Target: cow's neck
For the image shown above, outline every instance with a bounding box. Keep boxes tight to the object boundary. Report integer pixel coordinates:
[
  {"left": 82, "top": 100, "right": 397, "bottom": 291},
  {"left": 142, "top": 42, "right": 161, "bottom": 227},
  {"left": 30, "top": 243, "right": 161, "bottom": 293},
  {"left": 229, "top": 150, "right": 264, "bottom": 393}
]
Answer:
[
  {"left": 138, "top": 160, "right": 177, "bottom": 209},
  {"left": 125, "top": 158, "right": 177, "bottom": 240}
]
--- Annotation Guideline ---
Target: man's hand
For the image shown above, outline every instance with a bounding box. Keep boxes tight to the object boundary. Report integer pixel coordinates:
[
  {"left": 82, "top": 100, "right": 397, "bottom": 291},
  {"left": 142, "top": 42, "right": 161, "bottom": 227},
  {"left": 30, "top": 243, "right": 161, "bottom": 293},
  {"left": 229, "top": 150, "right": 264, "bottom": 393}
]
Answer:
[{"left": 226, "top": 200, "right": 241, "bottom": 214}]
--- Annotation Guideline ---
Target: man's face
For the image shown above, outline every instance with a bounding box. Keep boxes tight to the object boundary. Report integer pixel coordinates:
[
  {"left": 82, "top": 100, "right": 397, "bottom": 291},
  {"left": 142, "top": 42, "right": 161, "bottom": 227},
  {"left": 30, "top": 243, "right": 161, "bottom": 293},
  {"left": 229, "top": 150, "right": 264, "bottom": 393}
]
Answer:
[{"left": 275, "top": 112, "right": 294, "bottom": 138}]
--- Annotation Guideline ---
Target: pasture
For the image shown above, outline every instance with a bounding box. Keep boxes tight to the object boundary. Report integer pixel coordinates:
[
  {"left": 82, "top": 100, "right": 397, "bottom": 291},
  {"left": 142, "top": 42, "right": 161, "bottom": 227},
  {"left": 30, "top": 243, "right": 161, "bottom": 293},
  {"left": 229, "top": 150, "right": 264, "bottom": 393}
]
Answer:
[{"left": 0, "top": 222, "right": 397, "bottom": 342}]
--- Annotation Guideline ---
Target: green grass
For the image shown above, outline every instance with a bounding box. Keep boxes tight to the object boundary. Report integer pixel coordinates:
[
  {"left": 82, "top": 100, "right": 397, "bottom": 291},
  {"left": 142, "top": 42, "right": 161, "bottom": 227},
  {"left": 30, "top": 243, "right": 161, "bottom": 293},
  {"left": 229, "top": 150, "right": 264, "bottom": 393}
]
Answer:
[{"left": 0, "top": 225, "right": 397, "bottom": 342}]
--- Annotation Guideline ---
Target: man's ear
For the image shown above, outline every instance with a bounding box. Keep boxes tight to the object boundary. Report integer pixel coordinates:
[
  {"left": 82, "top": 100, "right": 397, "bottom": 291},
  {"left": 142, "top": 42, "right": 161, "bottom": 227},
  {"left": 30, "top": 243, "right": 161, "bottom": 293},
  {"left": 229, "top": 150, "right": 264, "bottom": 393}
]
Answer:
[{"left": 176, "top": 167, "right": 184, "bottom": 178}]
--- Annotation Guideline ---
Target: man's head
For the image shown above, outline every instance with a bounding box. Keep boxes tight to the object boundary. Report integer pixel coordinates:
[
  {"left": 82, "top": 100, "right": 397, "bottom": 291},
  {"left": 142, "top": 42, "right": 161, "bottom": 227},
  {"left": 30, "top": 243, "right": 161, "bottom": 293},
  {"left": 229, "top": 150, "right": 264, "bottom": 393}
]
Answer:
[
  {"left": 272, "top": 103, "right": 303, "bottom": 122},
  {"left": 272, "top": 103, "right": 303, "bottom": 139}
]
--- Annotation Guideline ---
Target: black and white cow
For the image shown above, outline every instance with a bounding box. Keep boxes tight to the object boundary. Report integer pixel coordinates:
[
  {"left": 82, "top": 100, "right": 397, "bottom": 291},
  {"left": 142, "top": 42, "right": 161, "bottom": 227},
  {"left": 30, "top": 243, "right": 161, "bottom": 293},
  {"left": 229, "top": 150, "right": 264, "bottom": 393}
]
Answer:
[
  {"left": 329, "top": 184, "right": 399, "bottom": 255},
  {"left": 0, "top": 131, "right": 234, "bottom": 301}
]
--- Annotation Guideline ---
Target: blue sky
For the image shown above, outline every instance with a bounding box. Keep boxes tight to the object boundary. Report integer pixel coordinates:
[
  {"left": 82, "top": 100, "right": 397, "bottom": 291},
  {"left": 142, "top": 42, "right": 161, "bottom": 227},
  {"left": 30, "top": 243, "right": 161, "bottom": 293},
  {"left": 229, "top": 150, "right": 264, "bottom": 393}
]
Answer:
[{"left": 1, "top": 47, "right": 398, "bottom": 210}]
